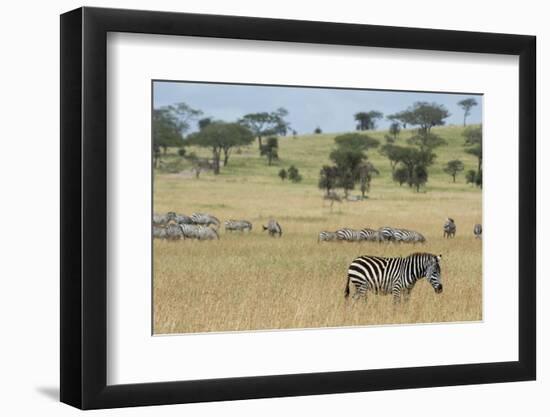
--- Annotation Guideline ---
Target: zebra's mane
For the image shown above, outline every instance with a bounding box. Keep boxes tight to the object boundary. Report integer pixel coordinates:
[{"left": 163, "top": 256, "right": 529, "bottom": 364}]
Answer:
[{"left": 406, "top": 252, "right": 437, "bottom": 259}]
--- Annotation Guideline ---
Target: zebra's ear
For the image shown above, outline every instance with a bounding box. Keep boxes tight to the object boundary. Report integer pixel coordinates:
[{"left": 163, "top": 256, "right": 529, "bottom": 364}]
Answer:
[{"left": 436, "top": 254, "right": 442, "bottom": 262}]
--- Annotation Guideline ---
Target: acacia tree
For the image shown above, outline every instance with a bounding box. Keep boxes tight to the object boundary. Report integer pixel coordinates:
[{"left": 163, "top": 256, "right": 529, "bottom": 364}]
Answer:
[
  {"left": 466, "top": 169, "right": 476, "bottom": 186},
  {"left": 185, "top": 122, "right": 253, "bottom": 174},
  {"left": 328, "top": 133, "right": 379, "bottom": 197},
  {"left": 358, "top": 162, "right": 379, "bottom": 198},
  {"left": 278, "top": 168, "right": 287, "bottom": 181},
  {"left": 458, "top": 98, "right": 478, "bottom": 126},
  {"left": 261, "top": 137, "right": 279, "bottom": 165},
  {"left": 152, "top": 102, "right": 202, "bottom": 154},
  {"left": 318, "top": 165, "right": 339, "bottom": 195},
  {"left": 389, "top": 122, "right": 401, "bottom": 140},
  {"left": 239, "top": 107, "right": 290, "bottom": 149},
  {"left": 463, "top": 125, "right": 482, "bottom": 188},
  {"left": 390, "top": 102, "right": 450, "bottom": 134},
  {"left": 354, "top": 111, "right": 384, "bottom": 131},
  {"left": 444, "top": 159, "right": 465, "bottom": 183}
]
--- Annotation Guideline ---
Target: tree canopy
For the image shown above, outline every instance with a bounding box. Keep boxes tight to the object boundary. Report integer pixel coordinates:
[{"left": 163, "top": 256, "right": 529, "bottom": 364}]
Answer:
[
  {"left": 186, "top": 122, "right": 254, "bottom": 174},
  {"left": 239, "top": 107, "right": 290, "bottom": 149},
  {"left": 388, "top": 102, "right": 450, "bottom": 133},
  {"left": 458, "top": 98, "right": 478, "bottom": 126},
  {"left": 354, "top": 111, "right": 384, "bottom": 130},
  {"left": 152, "top": 102, "right": 203, "bottom": 153}
]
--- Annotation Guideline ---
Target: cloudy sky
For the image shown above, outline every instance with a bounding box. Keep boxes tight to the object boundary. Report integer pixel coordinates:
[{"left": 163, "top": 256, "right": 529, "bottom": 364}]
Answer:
[{"left": 153, "top": 81, "right": 482, "bottom": 134}]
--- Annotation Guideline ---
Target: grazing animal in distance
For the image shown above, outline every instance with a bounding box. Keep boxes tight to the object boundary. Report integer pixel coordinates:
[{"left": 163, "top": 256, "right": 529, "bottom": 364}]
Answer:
[
  {"left": 474, "top": 223, "right": 482, "bottom": 239},
  {"left": 191, "top": 213, "right": 220, "bottom": 229},
  {"left": 263, "top": 219, "right": 282, "bottom": 237},
  {"left": 377, "top": 226, "right": 396, "bottom": 243},
  {"left": 345, "top": 253, "right": 443, "bottom": 303},
  {"left": 153, "top": 212, "right": 176, "bottom": 226},
  {"left": 153, "top": 226, "right": 167, "bottom": 239},
  {"left": 359, "top": 228, "right": 379, "bottom": 242},
  {"left": 174, "top": 213, "right": 194, "bottom": 224},
  {"left": 224, "top": 220, "right": 253, "bottom": 232},
  {"left": 336, "top": 228, "right": 363, "bottom": 242},
  {"left": 318, "top": 231, "right": 338, "bottom": 243},
  {"left": 443, "top": 218, "right": 456, "bottom": 238},
  {"left": 392, "top": 228, "right": 426, "bottom": 244},
  {"left": 165, "top": 223, "right": 184, "bottom": 240},
  {"left": 178, "top": 224, "right": 219, "bottom": 240},
  {"left": 323, "top": 192, "right": 343, "bottom": 211}
]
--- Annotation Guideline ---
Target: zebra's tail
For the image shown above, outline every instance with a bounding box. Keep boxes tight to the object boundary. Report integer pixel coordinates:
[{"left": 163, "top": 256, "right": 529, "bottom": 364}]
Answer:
[{"left": 344, "top": 275, "right": 351, "bottom": 298}]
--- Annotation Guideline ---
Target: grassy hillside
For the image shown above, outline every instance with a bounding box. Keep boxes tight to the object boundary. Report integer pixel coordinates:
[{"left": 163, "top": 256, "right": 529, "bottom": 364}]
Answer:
[
  {"left": 153, "top": 125, "right": 482, "bottom": 334},
  {"left": 157, "top": 124, "right": 481, "bottom": 193}
]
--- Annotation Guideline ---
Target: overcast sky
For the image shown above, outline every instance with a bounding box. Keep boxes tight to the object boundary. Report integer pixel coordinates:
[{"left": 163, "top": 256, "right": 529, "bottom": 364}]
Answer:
[{"left": 153, "top": 81, "right": 482, "bottom": 134}]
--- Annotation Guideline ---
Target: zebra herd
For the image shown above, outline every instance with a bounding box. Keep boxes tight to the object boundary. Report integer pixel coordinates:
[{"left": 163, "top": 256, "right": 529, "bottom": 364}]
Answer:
[
  {"left": 153, "top": 211, "right": 282, "bottom": 240},
  {"left": 319, "top": 226, "right": 425, "bottom": 244}
]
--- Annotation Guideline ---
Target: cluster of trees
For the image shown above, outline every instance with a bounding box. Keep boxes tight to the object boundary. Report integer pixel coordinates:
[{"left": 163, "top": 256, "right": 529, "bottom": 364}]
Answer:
[
  {"left": 153, "top": 102, "right": 294, "bottom": 176},
  {"left": 278, "top": 166, "right": 302, "bottom": 183},
  {"left": 318, "top": 133, "right": 380, "bottom": 198},
  {"left": 377, "top": 102, "right": 450, "bottom": 191}
]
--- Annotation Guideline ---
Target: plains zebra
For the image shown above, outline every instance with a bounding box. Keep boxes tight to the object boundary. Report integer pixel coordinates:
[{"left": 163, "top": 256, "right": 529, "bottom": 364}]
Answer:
[
  {"left": 345, "top": 252, "right": 443, "bottom": 303},
  {"left": 377, "top": 226, "right": 396, "bottom": 243},
  {"left": 263, "top": 219, "right": 282, "bottom": 237},
  {"left": 174, "top": 213, "right": 193, "bottom": 224},
  {"left": 318, "top": 231, "right": 338, "bottom": 242},
  {"left": 474, "top": 223, "right": 482, "bottom": 239},
  {"left": 165, "top": 223, "right": 184, "bottom": 240},
  {"left": 443, "top": 218, "right": 456, "bottom": 238},
  {"left": 336, "top": 228, "right": 363, "bottom": 242},
  {"left": 153, "top": 212, "right": 176, "bottom": 226},
  {"left": 178, "top": 224, "right": 219, "bottom": 240},
  {"left": 153, "top": 226, "right": 167, "bottom": 239},
  {"left": 359, "top": 228, "right": 379, "bottom": 242},
  {"left": 190, "top": 213, "right": 221, "bottom": 229},
  {"left": 224, "top": 220, "right": 253, "bottom": 232},
  {"left": 392, "top": 228, "right": 426, "bottom": 244}
]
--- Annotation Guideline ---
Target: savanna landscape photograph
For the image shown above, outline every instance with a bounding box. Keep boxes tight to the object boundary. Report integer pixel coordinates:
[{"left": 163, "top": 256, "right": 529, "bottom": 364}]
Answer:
[{"left": 152, "top": 81, "right": 483, "bottom": 335}]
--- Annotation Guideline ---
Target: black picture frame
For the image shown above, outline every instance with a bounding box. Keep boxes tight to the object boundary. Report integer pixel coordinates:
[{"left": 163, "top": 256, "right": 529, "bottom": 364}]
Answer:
[{"left": 60, "top": 6, "right": 536, "bottom": 410}]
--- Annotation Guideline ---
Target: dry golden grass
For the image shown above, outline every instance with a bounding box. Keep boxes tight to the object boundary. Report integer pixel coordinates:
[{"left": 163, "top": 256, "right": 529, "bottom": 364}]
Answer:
[{"left": 153, "top": 158, "right": 482, "bottom": 334}]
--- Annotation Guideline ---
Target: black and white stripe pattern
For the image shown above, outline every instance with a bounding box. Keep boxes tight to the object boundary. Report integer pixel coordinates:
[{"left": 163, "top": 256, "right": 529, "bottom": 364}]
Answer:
[
  {"left": 190, "top": 213, "right": 221, "bottom": 229},
  {"left": 359, "top": 228, "right": 379, "bottom": 242},
  {"left": 153, "top": 226, "right": 167, "bottom": 239},
  {"left": 178, "top": 224, "right": 219, "bottom": 240},
  {"left": 345, "top": 252, "right": 443, "bottom": 303},
  {"left": 473, "top": 223, "right": 482, "bottom": 239},
  {"left": 443, "top": 218, "right": 456, "bottom": 238},
  {"left": 263, "top": 219, "right": 282, "bottom": 237},
  {"left": 318, "top": 231, "right": 338, "bottom": 242},
  {"left": 377, "top": 226, "right": 396, "bottom": 243},
  {"left": 153, "top": 212, "right": 176, "bottom": 226},
  {"left": 174, "top": 214, "right": 194, "bottom": 224},
  {"left": 224, "top": 220, "right": 253, "bottom": 232},
  {"left": 392, "top": 228, "right": 426, "bottom": 244},
  {"left": 165, "top": 223, "right": 184, "bottom": 240},
  {"left": 336, "top": 228, "right": 363, "bottom": 242}
]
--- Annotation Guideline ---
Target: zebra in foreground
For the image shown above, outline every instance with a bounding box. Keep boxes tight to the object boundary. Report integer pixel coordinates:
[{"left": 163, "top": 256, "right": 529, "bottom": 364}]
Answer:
[
  {"left": 224, "top": 220, "right": 253, "bottom": 232},
  {"left": 190, "top": 213, "right": 220, "bottom": 229},
  {"left": 178, "top": 224, "right": 219, "bottom": 240},
  {"left": 345, "top": 252, "right": 443, "bottom": 303},
  {"left": 392, "top": 228, "right": 426, "bottom": 244},
  {"left": 443, "top": 218, "right": 456, "bottom": 238},
  {"left": 318, "top": 231, "right": 338, "bottom": 242},
  {"left": 263, "top": 219, "right": 282, "bottom": 237},
  {"left": 474, "top": 223, "right": 482, "bottom": 239}
]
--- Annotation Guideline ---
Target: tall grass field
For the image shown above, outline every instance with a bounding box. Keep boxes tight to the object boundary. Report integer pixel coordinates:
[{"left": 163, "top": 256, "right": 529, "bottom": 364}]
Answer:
[{"left": 153, "top": 125, "right": 482, "bottom": 334}]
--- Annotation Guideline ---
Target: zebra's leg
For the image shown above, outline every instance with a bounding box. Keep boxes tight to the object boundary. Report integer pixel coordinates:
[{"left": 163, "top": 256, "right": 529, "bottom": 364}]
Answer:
[
  {"left": 403, "top": 288, "right": 412, "bottom": 302},
  {"left": 392, "top": 288, "right": 402, "bottom": 304}
]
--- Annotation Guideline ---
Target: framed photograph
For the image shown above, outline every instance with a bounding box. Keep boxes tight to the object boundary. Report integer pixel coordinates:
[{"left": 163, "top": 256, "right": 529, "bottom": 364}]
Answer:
[{"left": 60, "top": 6, "right": 536, "bottom": 410}]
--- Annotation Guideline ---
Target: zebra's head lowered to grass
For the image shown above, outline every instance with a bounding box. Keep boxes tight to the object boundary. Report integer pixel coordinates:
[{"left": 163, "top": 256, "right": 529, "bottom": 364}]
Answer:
[{"left": 424, "top": 254, "right": 443, "bottom": 294}]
